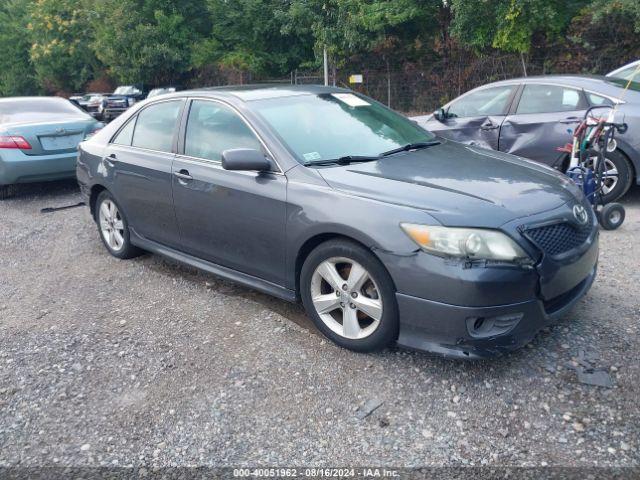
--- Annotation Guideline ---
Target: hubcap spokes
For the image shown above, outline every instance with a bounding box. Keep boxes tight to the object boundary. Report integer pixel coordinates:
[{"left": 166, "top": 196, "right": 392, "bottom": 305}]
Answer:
[
  {"left": 99, "top": 199, "right": 125, "bottom": 251},
  {"left": 588, "top": 157, "right": 618, "bottom": 194},
  {"left": 310, "top": 257, "right": 382, "bottom": 339}
]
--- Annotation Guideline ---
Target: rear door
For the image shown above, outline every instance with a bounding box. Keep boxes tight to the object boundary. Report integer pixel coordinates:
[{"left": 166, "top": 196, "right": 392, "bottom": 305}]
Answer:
[
  {"left": 499, "top": 83, "right": 588, "bottom": 166},
  {"left": 171, "top": 98, "right": 287, "bottom": 285},
  {"left": 104, "top": 99, "right": 185, "bottom": 248},
  {"left": 425, "top": 84, "right": 518, "bottom": 150}
]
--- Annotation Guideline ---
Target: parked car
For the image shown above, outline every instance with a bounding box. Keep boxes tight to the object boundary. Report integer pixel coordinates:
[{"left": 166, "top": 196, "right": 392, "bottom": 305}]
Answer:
[
  {"left": 77, "top": 85, "right": 599, "bottom": 359},
  {"left": 113, "top": 85, "right": 145, "bottom": 103},
  {"left": 607, "top": 60, "right": 640, "bottom": 81},
  {"left": 147, "top": 87, "right": 177, "bottom": 99},
  {"left": 81, "top": 93, "right": 110, "bottom": 118},
  {"left": 100, "top": 95, "right": 131, "bottom": 122},
  {"left": 0, "top": 97, "right": 102, "bottom": 199},
  {"left": 414, "top": 75, "right": 640, "bottom": 202}
]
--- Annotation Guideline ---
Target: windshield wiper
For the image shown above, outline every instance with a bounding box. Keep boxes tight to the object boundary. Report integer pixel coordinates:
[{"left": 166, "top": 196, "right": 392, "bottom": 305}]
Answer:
[
  {"left": 304, "top": 141, "right": 440, "bottom": 167},
  {"left": 304, "top": 155, "right": 380, "bottom": 166},
  {"left": 380, "top": 141, "right": 440, "bottom": 157}
]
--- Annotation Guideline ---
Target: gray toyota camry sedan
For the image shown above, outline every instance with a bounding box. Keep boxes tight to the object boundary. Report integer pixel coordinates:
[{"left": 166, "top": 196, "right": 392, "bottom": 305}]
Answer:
[{"left": 77, "top": 85, "right": 598, "bottom": 359}]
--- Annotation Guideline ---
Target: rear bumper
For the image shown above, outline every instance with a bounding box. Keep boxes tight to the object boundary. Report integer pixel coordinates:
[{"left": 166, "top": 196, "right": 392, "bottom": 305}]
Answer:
[{"left": 0, "top": 150, "right": 77, "bottom": 185}]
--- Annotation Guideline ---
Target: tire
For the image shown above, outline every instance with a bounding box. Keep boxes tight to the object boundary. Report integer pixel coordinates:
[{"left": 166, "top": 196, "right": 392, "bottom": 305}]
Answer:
[
  {"left": 300, "top": 239, "right": 398, "bottom": 352},
  {"left": 0, "top": 184, "right": 18, "bottom": 200},
  {"left": 599, "top": 203, "right": 625, "bottom": 230},
  {"left": 95, "top": 190, "right": 142, "bottom": 259},
  {"left": 588, "top": 150, "right": 633, "bottom": 203}
]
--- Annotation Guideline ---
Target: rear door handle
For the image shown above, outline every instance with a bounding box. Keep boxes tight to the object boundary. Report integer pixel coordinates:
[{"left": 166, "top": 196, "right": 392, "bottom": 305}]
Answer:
[
  {"left": 174, "top": 169, "right": 193, "bottom": 181},
  {"left": 560, "top": 116, "right": 581, "bottom": 124}
]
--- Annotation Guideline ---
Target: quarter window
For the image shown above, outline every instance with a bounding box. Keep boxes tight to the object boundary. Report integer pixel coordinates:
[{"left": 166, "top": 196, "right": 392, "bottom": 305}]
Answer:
[
  {"left": 447, "top": 86, "right": 515, "bottom": 118},
  {"left": 112, "top": 117, "right": 136, "bottom": 146},
  {"left": 516, "top": 85, "right": 584, "bottom": 114},
  {"left": 184, "top": 100, "right": 262, "bottom": 161},
  {"left": 587, "top": 92, "right": 613, "bottom": 107},
  {"left": 131, "top": 101, "right": 182, "bottom": 152}
]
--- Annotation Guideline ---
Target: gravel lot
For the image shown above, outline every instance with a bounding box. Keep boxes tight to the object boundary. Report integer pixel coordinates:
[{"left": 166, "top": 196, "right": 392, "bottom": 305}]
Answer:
[{"left": 0, "top": 180, "right": 639, "bottom": 470}]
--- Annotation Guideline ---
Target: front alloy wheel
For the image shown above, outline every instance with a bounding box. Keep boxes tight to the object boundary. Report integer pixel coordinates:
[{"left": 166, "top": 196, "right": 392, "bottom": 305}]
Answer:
[
  {"left": 300, "top": 239, "right": 398, "bottom": 352},
  {"left": 310, "top": 257, "right": 383, "bottom": 339}
]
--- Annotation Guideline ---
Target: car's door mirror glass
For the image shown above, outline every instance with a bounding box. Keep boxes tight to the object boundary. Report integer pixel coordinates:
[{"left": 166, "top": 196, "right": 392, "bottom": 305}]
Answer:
[
  {"left": 433, "top": 108, "right": 447, "bottom": 122},
  {"left": 184, "top": 100, "right": 263, "bottom": 162}
]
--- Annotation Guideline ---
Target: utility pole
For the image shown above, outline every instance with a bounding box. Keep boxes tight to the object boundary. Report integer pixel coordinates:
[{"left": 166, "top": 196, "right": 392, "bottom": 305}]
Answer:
[{"left": 323, "top": 47, "right": 329, "bottom": 86}]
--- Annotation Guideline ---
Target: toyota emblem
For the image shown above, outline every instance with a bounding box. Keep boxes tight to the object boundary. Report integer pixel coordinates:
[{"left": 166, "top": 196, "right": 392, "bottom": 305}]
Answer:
[{"left": 573, "top": 204, "right": 588, "bottom": 225}]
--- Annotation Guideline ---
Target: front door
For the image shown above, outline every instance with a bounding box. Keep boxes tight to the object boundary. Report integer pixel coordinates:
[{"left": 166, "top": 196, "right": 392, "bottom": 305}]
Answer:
[
  {"left": 105, "top": 99, "right": 184, "bottom": 247},
  {"left": 171, "top": 99, "right": 287, "bottom": 285},
  {"left": 425, "top": 84, "right": 518, "bottom": 150},
  {"left": 499, "top": 83, "right": 587, "bottom": 166}
]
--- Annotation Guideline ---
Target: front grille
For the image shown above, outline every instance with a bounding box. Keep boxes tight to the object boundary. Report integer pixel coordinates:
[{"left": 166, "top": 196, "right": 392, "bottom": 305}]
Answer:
[{"left": 524, "top": 214, "right": 592, "bottom": 257}]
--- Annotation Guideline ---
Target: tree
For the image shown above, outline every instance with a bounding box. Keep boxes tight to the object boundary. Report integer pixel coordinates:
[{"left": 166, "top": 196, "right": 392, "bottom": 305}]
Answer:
[
  {"left": 0, "top": 0, "right": 38, "bottom": 95},
  {"left": 28, "top": 0, "right": 97, "bottom": 92},
  {"left": 192, "top": 0, "right": 313, "bottom": 81},
  {"left": 91, "top": 0, "right": 208, "bottom": 86},
  {"left": 450, "top": 0, "right": 589, "bottom": 54}
]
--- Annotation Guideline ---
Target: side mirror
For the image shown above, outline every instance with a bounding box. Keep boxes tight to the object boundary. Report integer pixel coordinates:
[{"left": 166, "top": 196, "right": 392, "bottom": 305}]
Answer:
[
  {"left": 222, "top": 148, "right": 272, "bottom": 172},
  {"left": 433, "top": 108, "right": 447, "bottom": 122}
]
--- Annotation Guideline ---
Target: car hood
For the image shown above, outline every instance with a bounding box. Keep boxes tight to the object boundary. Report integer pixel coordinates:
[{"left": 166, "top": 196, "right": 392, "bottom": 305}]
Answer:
[{"left": 316, "top": 140, "right": 582, "bottom": 228}]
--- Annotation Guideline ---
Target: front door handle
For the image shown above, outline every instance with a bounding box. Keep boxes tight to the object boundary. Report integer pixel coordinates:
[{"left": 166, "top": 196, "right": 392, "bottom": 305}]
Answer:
[
  {"left": 103, "top": 153, "right": 117, "bottom": 167},
  {"left": 174, "top": 169, "right": 193, "bottom": 181},
  {"left": 480, "top": 121, "right": 499, "bottom": 131}
]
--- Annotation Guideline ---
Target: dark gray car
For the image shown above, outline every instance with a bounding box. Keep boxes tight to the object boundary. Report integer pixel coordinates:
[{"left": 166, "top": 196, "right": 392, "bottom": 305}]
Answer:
[
  {"left": 414, "top": 75, "right": 640, "bottom": 202},
  {"left": 77, "top": 85, "right": 598, "bottom": 359}
]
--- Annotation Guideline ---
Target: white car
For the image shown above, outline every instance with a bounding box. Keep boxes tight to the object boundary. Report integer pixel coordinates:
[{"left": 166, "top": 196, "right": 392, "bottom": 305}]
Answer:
[{"left": 607, "top": 60, "right": 640, "bottom": 81}]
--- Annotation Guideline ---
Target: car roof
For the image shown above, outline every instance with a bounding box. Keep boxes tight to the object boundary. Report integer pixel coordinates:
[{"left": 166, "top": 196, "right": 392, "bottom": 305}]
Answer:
[{"left": 169, "top": 84, "right": 351, "bottom": 102}]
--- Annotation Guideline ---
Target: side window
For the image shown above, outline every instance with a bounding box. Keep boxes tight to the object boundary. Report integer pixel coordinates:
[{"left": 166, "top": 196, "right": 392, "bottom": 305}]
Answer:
[
  {"left": 516, "top": 85, "right": 583, "bottom": 114},
  {"left": 184, "top": 100, "right": 262, "bottom": 161},
  {"left": 587, "top": 92, "right": 613, "bottom": 107},
  {"left": 112, "top": 116, "right": 136, "bottom": 146},
  {"left": 447, "top": 86, "right": 515, "bottom": 118},
  {"left": 131, "top": 101, "right": 182, "bottom": 152}
]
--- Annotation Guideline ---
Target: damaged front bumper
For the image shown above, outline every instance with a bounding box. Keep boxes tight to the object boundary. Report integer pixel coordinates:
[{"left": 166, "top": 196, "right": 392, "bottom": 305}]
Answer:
[{"left": 377, "top": 229, "right": 598, "bottom": 359}]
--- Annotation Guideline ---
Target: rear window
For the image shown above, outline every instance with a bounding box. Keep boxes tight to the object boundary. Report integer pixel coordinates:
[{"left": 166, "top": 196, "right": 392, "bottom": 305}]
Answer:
[{"left": 0, "top": 97, "right": 89, "bottom": 124}]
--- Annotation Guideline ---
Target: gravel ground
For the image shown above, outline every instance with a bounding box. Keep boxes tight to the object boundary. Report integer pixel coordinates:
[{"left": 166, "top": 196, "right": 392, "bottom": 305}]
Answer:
[{"left": 0, "top": 180, "right": 639, "bottom": 470}]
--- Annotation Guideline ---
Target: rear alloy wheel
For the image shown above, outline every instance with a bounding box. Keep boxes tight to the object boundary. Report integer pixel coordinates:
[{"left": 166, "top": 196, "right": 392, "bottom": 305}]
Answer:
[
  {"left": 300, "top": 240, "right": 398, "bottom": 352},
  {"left": 95, "top": 190, "right": 142, "bottom": 259},
  {"left": 585, "top": 150, "right": 633, "bottom": 203}
]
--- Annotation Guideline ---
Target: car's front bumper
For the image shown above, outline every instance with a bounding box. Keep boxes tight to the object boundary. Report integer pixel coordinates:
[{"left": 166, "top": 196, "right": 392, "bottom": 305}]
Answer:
[
  {"left": 395, "top": 263, "right": 596, "bottom": 359},
  {"left": 378, "top": 224, "right": 598, "bottom": 359},
  {"left": 0, "top": 150, "right": 77, "bottom": 185}
]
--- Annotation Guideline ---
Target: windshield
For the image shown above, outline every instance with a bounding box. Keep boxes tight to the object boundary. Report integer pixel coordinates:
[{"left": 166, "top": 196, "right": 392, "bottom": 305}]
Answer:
[
  {"left": 608, "top": 62, "right": 640, "bottom": 81},
  {"left": 251, "top": 93, "right": 435, "bottom": 163},
  {"left": 0, "top": 97, "right": 89, "bottom": 124}
]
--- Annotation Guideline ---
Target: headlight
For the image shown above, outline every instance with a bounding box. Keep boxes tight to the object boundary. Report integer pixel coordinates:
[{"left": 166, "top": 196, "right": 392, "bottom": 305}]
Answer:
[{"left": 400, "top": 223, "right": 529, "bottom": 261}]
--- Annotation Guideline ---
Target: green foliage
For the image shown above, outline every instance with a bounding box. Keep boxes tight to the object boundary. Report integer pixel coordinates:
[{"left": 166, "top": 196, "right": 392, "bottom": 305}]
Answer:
[
  {"left": 192, "top": 0, "right": 312, "bottom": 77},
  {"left": 28, "top": 0, "right": 96, "bottom": 92},
  {"left": 0, "top": 0, "right": 638, "bottom": 95},
  {"left": 451, "top": 0, "right": 589, "bottom": 53},
  {"left": 91, "top": 0, "right": 202, "bottom": 85},
  {"left": 0, "top": 0, "right": 38, "bottom": 95}
]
